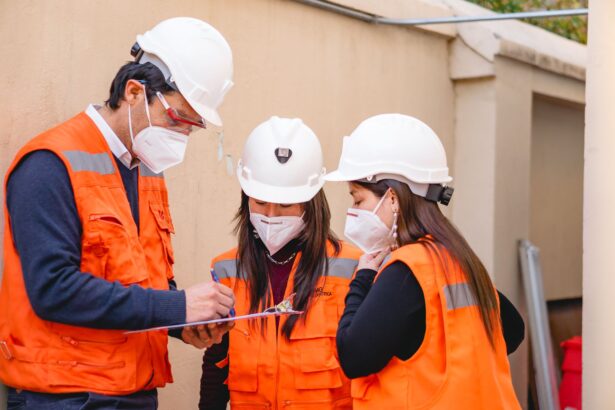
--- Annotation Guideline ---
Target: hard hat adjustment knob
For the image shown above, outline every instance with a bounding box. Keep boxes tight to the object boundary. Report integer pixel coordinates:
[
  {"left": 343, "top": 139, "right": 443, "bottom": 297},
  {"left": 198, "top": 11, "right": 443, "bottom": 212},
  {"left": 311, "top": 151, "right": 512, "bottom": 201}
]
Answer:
[{"left": 426, "top": 184, "right": 454, "bottom": 206}]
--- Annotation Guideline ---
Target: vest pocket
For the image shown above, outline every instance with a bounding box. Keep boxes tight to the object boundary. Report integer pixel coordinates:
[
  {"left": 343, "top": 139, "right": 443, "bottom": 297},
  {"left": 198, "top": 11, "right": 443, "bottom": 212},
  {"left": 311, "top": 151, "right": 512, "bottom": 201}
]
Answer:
[
  {"left": 82, "top": 214, "right": 147, "bottom": 285},
  {"left": 282, "top": 397, "right": 352, "bottom": 409},
  {"left": 228, "top": 323, "right": 259, "bottom": 392},
  {"left": 289, "top": 303, "right": 343, "bottom": 390},
  {"left": 45, "top": 330, "right": 137, "bottom": 392},
  {"left": 149, "top": 202, "right": 175, "bottom": 278},
  {"left": 47, "top": 359, "right": 131, "bottom": 391},
  {"left": 292, "top": 342, "right": 343, "bottom": 390}
]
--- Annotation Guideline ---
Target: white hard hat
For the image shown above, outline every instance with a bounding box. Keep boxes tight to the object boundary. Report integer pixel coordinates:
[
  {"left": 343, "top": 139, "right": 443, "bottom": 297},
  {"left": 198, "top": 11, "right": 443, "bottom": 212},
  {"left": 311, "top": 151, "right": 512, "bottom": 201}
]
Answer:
[
  {"left": 237, "top": 116, "right": 326, "bottom": 204},
  {"left": 134, "top": 17, "right": 234, "bottom": 126},
  {"left": 325, "top": 114, "right": 454, "bottom": 203}
]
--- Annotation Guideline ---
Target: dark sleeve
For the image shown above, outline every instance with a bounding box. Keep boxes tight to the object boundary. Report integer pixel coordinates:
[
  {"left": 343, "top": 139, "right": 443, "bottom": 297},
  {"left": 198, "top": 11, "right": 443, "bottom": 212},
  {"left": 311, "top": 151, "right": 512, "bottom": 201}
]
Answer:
[
  {"left": 498, "top": 291, "right": 525, "bottom": 354},
  {"left": 199, "top": 333, "right": 230, "bottom": 410},
  {"left": 6, "top": 150, "right": 185, "bottom": 330},
  {"left": 337, "top": 261, "right": 426, "bottom": 379},
  {"left": 167, "top": 280, "right": 185, "bottom": 340}
]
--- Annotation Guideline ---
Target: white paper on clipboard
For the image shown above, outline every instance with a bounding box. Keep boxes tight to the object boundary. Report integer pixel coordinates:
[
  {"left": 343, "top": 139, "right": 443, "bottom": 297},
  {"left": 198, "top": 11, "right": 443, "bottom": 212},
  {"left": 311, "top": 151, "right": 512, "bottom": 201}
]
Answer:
[{"left": 125, "top": 310, "right": 302, "bottom": 334}]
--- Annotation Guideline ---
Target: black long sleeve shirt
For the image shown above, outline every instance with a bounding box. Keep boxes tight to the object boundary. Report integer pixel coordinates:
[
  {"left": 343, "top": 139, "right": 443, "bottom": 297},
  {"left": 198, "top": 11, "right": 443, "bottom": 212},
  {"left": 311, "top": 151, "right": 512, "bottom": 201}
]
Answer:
[
  {"left": 336, "top": 262, "right": 525, "bottom": 379},
  {"left": 200, "top": 261, "right": 525, "bottom": 409}
]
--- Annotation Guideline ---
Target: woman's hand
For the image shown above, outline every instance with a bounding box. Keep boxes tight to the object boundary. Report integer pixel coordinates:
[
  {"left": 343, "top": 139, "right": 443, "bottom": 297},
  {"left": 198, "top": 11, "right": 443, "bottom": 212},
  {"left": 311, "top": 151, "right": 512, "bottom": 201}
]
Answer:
[
  {"left": 357, "top": 249, "right": 390, "bottom": 271},
  {"left": 181, "top": 322, "right": 235, "bottom": 349}
]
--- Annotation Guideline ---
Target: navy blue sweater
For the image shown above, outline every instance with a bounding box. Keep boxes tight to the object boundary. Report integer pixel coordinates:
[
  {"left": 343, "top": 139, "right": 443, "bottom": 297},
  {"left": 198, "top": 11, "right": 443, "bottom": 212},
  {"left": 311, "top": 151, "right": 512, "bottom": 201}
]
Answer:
[{"left": 6, "top": 150, "right": 186, "bottom": 331}]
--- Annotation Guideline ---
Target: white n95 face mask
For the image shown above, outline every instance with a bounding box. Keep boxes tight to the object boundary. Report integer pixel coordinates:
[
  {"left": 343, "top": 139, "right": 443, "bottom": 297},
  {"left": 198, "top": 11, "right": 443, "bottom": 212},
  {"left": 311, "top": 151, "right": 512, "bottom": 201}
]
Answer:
[
  {"left": 344, "top": 191, "right": 394, "bottom": 254},
  {"left": 128, "top": 87, "right": 188, "bottom": 174},
  {"left": 250, "top": 212, "right": 305, "bottom": 256}
]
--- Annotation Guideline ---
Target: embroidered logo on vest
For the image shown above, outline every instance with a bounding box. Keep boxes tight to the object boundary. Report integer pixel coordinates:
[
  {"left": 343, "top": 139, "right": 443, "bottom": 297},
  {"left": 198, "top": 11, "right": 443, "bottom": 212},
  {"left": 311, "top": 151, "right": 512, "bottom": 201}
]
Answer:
[{"left": 314, "top": 286, "right": 332, "bottom": 297}]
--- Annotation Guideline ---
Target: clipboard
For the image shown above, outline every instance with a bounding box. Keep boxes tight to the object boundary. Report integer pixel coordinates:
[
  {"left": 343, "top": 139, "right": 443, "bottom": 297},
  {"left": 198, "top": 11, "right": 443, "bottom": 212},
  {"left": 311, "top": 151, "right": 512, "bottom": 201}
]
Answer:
[
  {"left": 125, "top": 293, "right": 302, "bottom": 334},
  {"left": 125, "top": 309, "right": 302, "bottom": 334}
]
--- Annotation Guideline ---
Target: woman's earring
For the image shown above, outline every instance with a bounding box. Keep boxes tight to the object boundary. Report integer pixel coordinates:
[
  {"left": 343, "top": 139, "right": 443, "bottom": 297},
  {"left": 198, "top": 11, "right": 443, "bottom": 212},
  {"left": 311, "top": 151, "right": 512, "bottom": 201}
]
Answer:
[{"left": 391, "top": 210, "right": 399, "bottom": 250}]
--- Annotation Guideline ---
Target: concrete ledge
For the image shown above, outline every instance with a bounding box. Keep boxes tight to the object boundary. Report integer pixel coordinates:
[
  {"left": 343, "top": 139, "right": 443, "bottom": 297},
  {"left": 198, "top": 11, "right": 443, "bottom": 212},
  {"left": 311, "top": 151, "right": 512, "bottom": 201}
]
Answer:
[
  {"left": 311, "top": 0, "right": 458, "bottom": 38},
  {"left": 443, "top": 0, "right": 586, "bottom": 81},
  {"left": 316, "top": 0, "right": 587, "bottom": 81}
]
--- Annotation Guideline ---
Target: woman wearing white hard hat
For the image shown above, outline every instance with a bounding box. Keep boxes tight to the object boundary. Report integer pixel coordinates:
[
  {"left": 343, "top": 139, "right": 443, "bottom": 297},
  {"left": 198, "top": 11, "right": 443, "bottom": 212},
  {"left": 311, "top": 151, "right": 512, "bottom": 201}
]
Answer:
[
  {"left": 326, "top": 114, "right": 525, "bottom": 409},
  {"left": 200, "top": 117, "right": 361, "bottom": 410}
]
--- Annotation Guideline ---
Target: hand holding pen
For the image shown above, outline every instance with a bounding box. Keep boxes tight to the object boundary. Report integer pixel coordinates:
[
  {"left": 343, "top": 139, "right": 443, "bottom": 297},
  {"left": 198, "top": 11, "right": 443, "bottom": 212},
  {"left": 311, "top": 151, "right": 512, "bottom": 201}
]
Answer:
[
  {"left": 211, "top": 268, "right": 236, "bottom": 317},
  {"left": 180, "top": 274, "right": 236, "bottom": 349}
]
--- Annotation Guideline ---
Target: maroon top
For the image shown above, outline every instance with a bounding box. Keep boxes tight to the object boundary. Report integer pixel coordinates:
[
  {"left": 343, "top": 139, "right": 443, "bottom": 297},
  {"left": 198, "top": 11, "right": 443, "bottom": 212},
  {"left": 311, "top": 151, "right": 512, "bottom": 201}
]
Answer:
[{"left": 266, "top": 241, "right": 299, "bottom": 305}]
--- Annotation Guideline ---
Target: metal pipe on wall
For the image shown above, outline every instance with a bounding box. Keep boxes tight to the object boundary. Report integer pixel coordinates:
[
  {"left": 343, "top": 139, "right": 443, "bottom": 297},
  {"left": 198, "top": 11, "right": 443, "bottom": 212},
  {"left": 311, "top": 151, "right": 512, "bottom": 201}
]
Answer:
[{"left": 292, "top": 0, "right": 588, "bottom": 26}]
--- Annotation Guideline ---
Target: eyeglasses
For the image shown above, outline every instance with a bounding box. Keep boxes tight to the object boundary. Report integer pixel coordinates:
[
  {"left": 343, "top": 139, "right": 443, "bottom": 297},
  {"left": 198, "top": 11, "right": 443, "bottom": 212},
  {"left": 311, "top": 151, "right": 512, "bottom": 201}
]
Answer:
[{"left": 155, "top": 91, "right": 206, "bottom": 129}]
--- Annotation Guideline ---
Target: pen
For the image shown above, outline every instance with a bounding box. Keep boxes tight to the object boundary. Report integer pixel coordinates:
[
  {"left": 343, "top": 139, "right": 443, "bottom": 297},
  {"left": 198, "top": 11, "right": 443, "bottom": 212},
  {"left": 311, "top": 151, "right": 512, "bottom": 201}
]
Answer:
[{"left": 210, "top": 268, "right": 235, "bottom": 317}]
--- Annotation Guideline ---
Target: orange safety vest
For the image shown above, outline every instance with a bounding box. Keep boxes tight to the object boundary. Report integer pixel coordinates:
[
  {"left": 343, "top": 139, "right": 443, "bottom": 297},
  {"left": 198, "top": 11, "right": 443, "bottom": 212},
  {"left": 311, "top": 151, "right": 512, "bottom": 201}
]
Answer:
[
  {"left": 350, "top": 241, "right": 521, "bottom": 410},
  {"left": 211, "top": 241, "right": 361, "bottom": 409},
  {"left": 0, "top": 113, "right": 175, "bottom": 395}
]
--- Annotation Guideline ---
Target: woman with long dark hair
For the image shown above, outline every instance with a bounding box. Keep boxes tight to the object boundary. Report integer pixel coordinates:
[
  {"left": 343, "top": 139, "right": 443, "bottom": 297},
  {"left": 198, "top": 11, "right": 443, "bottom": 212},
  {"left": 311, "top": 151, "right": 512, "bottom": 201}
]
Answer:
[
  {"left": 326, "top": 114, "right": 525, "bottom": 409},
  {"left": 199, "top": 116, "right": 361, "bottom": 410}
]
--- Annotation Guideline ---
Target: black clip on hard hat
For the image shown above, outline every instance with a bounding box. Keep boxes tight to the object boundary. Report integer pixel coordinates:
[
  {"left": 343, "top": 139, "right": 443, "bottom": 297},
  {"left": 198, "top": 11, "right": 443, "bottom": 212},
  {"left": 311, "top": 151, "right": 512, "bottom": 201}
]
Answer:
[
  {"left": 130, "top": 42, "right": 144, "bottom": 62},
  {"left": 425, "top": 184, "right": 454, "bottom": 206}
]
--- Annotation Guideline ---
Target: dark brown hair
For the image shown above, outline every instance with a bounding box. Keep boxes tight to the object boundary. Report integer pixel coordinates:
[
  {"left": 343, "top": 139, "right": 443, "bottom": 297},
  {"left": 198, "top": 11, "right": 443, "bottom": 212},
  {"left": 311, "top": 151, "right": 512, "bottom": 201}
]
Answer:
[
  {"left": 105, "top": 62, "right": 175, "bottom": 110},
  {"left": 355, "top": 179, "right": 500, "bottom": 346},
  {"left": 233, "top": 190, "right": 340, "bottom": 339}
]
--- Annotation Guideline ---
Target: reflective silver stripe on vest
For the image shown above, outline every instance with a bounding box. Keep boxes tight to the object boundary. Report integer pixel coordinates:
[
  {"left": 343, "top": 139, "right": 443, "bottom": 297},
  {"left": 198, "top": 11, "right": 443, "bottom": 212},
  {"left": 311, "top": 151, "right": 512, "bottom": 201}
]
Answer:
[
  {"left": 213, "top": 259, "right": 238, "bottom": 280},
  {"left": 443, "top": 283, "right": 477, "bottom": 310},
  {"left": 212, "top": 257, "right": 358, "bottom": 280},
  {"left": 325, "top": 258, "right": 358, "bottom": 279},
  {"left": 63, "top": 151, "right": 115, "bottom": 175},
  {"left": 139, "top": 163, "right": 164, "bottom": 178}
]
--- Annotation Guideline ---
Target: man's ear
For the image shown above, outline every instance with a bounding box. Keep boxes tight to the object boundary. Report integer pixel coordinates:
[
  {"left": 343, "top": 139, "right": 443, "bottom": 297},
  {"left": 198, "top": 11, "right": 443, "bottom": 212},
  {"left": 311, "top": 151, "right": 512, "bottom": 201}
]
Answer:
[{"left": 124, "top": 79, "right": 145, "bottom": 106}]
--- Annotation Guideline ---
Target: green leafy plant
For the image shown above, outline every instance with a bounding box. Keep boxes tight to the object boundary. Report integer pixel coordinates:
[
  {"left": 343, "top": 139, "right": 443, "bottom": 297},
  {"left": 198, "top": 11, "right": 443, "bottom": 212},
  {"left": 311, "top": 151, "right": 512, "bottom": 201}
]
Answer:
[{"left": 467, "top": 0, "right": 587, "bottom": 43}]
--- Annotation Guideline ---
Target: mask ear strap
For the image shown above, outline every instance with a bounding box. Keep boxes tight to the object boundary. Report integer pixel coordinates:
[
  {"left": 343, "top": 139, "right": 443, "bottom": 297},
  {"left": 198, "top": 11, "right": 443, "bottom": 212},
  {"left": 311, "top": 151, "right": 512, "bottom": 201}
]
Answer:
[
  {"left": 128, "top": 104, "right": 134, "bottom": 142},
  {"left": 142, "top": 85, "right": 153, "bottom": 127},
  {"left": 373, "top": 188, "right": 391, "bottom": 214}
]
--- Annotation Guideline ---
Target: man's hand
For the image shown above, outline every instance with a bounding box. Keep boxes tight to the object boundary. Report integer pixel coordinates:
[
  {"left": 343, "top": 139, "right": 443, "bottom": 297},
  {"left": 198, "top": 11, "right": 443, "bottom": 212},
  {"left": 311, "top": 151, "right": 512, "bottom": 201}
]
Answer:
[
  {"left": 181, "top": 322, "right": 235, "bottom": 349},
  {"left": 185, "top": 281, "right": 235, "bottom": 323}
]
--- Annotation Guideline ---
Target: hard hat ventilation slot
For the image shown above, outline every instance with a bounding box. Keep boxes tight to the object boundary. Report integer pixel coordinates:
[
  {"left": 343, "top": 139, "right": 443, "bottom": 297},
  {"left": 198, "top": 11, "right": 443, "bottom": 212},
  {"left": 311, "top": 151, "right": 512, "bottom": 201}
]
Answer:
[{"left": 275, "top": 148, "right": 293, "bottom": 164}]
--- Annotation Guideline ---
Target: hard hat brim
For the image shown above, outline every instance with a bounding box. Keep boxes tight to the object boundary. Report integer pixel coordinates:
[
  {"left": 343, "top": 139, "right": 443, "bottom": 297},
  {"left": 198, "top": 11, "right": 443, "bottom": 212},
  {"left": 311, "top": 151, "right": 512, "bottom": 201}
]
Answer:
[
  {"left": 189, "top": 99, "right": 223, "bottom": 127},
  {"left": 324, "top": 168, "right": 453, "bottom": 185},
  {"left": 323, "top": 169, "right": 360, "bottom": 182},
  {"left": 238, "top": 174, "right": 324, "bottom": 204}
]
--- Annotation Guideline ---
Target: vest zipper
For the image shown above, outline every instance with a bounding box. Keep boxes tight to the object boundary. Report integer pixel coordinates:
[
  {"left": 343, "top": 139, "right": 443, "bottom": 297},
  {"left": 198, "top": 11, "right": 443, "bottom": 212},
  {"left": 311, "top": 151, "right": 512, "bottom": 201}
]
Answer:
[
  {"left": 273, "top": 253, "right": 301, "bottom": 409},
  {"left": 274, "top": 293, "right": 281, "bottom": 410}
]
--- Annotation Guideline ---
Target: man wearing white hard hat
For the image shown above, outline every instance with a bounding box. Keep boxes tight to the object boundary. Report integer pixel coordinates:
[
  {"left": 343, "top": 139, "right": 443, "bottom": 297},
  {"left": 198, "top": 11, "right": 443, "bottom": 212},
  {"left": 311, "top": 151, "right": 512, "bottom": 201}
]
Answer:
[{"left": 0, "top": 17, "right": 235, "bottom": 409}]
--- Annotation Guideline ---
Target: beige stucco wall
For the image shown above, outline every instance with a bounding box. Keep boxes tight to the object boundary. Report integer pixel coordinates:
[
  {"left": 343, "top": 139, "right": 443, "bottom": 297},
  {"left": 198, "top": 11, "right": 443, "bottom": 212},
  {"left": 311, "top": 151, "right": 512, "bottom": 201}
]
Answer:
[
  {"left": 0, "top": 0, "right": 589, "bottom": 408},
  {"left": 583, "top": 1, "right": 615, "bottom": 407},
  {"left": 450, "top": 54, "right": 585, "bottom": 408},
  {"left": 0, "top": 1, "right": 454, "bottom": 409},
  {"left": 530, "top": 96, "right": 584, "bottom": 301}
]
